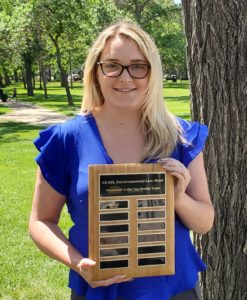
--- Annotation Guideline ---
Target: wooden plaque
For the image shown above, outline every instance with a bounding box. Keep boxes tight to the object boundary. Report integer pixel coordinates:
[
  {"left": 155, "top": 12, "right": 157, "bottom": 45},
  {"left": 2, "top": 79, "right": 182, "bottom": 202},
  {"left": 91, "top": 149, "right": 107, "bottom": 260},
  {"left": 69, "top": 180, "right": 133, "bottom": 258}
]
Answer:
[{"left": 88, "top": 163, "right": 174, "bottom": 280}]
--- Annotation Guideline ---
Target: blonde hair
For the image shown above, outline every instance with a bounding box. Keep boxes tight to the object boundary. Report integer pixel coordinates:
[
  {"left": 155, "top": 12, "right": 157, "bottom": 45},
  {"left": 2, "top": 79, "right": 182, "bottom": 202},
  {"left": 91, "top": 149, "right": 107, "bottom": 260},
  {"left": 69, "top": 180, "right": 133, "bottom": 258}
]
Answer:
[{"left": 81, "top": 21, "right": 179, "bottom": 159}]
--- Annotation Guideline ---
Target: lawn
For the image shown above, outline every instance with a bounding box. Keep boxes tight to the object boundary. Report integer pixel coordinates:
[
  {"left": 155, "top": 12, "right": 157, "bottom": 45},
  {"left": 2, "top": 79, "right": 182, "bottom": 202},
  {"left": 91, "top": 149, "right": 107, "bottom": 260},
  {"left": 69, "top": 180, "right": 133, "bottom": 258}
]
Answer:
[
  {"left": 0, "top": 104, "right": 11, "bottom": 115},
  {"left": 0, "top": 80, "right": 190, "bottom": 299},
  {"left": 3, "top": 80, "right": 190, "bottom": 119},
  {"left": 0, "top": 122, "right": 72, "bottom": 300}
]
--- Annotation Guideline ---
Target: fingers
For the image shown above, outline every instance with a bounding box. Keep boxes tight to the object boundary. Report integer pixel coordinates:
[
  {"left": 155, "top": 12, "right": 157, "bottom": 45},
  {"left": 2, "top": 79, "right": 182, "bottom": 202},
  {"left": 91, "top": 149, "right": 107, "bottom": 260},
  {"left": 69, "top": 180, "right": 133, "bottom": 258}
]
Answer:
[
  {"left": 158, "top": 158, "right": 191, "bottom": 187},
  {"left": 77, "top": 258, "right": 134, "bottom": 288},
  {"left": 91, "top": 275, "right": 133, "bottom": 288},
  {"left": 78, "top": 258, "right": 96, "bottom": 273}
]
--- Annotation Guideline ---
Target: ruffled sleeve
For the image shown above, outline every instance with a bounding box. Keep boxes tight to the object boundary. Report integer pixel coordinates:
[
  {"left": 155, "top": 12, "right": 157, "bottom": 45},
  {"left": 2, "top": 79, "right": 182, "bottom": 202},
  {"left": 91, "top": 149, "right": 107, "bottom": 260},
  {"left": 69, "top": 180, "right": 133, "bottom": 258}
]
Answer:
[
  {"left": 34, "top": 124, "right": 69, "bottom": 196},
  {"left": 176, "top": 118, "right": 208, "bottom": 167}
]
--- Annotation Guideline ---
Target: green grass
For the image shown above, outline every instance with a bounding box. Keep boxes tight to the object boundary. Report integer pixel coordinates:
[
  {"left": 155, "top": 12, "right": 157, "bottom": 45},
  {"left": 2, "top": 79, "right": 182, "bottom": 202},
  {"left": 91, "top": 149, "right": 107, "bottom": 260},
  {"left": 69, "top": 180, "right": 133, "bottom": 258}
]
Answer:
[
  {"left": 0, "top": 81, "right": 190, "bottom": 299},
  {"left": 0, "top": 122, "right": 71, "bottom": 299},
  {"left": 0, "top": 104, "right": 11, "bottom": 115},
  {"left": 164, "top": 81, "right": 191, "bottom": 120},
  {"left": 4, "top": 82, "right": 83, "bottom": 117}
]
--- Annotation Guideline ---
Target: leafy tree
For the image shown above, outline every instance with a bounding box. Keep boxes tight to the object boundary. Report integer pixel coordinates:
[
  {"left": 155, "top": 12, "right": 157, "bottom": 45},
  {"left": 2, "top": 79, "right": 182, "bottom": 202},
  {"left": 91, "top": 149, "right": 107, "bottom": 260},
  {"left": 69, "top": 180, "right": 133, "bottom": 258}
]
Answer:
[
  {"left": 114, "top": 0, "right": 186, "bottom": 76},
  {"left": 32, "top": 0, "right": 89, "bottom": 105},
  {"left": 2, "top": 0, "right": 187, "bottom": 98}
]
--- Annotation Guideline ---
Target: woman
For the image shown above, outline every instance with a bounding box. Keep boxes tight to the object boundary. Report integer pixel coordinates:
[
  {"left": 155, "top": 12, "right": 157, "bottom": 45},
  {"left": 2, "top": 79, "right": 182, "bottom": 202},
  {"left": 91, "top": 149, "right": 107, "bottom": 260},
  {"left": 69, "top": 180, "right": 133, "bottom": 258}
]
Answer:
[{"left": 29, "top": 21, "right": 214, "bottom": 300}]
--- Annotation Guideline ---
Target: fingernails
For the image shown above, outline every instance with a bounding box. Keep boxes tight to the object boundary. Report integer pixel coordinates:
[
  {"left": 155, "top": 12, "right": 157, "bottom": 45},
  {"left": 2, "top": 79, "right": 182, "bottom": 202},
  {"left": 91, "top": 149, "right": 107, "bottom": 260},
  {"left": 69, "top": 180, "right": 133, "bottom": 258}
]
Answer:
[
  {"left": 127, "top": 278, "right": 135, "bottom": 282},
  {"left": 158, "top": 158, "right": 168, "bottom": 163}
]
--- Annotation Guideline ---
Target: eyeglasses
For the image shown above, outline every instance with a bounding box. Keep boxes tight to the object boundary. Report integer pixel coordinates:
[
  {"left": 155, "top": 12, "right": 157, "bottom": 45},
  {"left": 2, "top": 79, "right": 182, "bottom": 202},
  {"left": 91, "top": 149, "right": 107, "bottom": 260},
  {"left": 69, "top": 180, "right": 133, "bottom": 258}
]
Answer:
[{"left": 97, "top": 62, "right": 150, "bottom": 79}]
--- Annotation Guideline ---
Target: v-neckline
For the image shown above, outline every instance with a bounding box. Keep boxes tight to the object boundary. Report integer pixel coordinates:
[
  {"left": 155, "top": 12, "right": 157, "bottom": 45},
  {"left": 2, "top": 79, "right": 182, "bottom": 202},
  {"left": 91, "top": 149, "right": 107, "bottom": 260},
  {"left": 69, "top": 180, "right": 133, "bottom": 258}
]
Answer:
[
  {"left": 86, "top": 114, "right": 154, "bottom": 164},
  {"left": 88, "top": 114, "right": 114, "bottom": 164}
]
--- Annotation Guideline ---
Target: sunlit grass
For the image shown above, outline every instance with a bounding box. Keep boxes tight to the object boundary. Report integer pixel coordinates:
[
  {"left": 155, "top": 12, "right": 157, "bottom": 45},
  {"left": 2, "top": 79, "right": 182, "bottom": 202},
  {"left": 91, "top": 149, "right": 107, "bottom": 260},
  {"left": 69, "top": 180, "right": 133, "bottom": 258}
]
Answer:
[
  {"left": 164, "top": 81, "right": 191, "bottom": 120},
  {"left": 4, "top": 81, "right": 83, "bottom": 117},
  {"left": 0, "top": 122, "right": 71, "bottom": 299},
  {"left": 0, "top": 104, "right": 11, "bottom": 115}
]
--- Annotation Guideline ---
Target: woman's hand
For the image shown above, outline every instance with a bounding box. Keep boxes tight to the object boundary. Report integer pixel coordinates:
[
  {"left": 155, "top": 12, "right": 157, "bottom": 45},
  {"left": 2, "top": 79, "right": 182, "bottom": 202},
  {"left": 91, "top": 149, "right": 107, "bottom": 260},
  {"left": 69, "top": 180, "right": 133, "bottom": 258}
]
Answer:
[
  {"left": 158, "top": 158, "right": 191, "bottom": 200},
  {"left": 158, "top": 154, "right": 214, "bottom": 233},
  {"left": 77, "top": 258, "right": 132, "bottom": 288}
]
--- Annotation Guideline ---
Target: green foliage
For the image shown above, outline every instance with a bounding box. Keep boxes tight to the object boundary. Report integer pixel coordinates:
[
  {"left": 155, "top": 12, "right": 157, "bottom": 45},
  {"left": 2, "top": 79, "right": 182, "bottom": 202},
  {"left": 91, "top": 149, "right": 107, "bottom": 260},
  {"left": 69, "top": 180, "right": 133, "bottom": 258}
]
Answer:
[
  {"left": 1, "top": 0, "right": 186, "bottom": 87},
  {"left": 114, "top": 0, "right": 186, "bottom": 75}
]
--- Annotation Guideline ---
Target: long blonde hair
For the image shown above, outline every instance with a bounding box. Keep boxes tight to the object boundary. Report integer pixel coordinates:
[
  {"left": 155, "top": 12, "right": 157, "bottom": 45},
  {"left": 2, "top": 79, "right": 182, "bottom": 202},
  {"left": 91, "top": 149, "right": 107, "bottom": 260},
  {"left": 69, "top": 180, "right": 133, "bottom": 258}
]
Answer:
[{"left": 81, "top": 21, "right": 179, "bottom": 159}]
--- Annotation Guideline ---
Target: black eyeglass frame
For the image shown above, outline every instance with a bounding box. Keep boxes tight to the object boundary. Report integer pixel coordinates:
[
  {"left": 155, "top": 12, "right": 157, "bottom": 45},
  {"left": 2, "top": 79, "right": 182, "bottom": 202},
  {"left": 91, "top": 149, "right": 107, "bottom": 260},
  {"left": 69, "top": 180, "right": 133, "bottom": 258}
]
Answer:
[{"left": 97, "top": 62, "right": 150, "bottom": 79}]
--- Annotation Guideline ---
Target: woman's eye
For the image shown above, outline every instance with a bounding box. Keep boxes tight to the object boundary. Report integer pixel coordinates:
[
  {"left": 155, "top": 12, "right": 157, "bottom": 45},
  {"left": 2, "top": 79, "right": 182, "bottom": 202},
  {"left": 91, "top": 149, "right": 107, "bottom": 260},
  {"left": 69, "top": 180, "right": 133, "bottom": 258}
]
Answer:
[
  {"left": 105, "top": 63, "right": 118, "bottom": 69},
  {"left": 132, "top": 64, "right": 145, "bottom": 69}
]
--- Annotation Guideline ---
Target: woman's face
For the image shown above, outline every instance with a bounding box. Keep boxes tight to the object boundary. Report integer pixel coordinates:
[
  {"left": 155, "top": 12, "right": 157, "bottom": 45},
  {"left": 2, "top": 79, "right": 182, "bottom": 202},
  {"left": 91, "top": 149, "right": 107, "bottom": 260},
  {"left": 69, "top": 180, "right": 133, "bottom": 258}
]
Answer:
[{"left": 97, "top": 36, "right": 149, "bottom": 112}]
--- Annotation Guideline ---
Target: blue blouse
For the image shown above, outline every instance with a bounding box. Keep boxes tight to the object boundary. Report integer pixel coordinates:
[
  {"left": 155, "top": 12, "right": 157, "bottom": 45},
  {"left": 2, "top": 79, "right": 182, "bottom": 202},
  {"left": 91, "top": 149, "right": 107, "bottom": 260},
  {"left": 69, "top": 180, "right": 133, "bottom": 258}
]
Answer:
[{"left": 34, "top": 114, "right": 208, "bottom": 300}]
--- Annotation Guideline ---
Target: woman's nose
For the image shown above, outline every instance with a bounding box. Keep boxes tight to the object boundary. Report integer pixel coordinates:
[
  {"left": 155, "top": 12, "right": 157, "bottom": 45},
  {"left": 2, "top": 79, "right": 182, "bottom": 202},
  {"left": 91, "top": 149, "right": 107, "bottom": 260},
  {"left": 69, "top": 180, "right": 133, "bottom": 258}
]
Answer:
[{"left": 119, "top": 68, "right": 132, "bottom": 81}]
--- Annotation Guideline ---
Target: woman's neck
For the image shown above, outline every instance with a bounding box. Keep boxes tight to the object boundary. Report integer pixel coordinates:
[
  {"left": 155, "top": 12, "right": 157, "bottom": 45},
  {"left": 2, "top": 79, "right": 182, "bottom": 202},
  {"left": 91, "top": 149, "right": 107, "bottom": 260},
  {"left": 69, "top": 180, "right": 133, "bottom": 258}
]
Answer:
[{"left": 93, "top": 105, "right": 142, "bottom": 130}]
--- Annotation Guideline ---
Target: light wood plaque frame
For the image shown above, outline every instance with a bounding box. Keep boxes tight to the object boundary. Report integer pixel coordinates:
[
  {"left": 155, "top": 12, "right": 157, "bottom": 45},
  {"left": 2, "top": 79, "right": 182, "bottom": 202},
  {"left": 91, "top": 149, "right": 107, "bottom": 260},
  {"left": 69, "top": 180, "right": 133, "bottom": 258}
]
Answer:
[{"left": 88, "top": 163, "right": 174, "bottom": 280}]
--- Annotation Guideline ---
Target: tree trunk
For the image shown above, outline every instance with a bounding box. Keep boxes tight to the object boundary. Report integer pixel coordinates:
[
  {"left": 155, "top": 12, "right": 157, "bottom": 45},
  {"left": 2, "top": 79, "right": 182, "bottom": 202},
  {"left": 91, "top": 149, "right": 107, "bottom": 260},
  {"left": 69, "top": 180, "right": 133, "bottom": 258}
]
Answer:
[
  {"left": 14, "top": 69, "right": 18, "bottom": 83},
  {"left": 39, "top": 62, "right": 43, "bottom": 90},
  {"left": 51, "top": 35, "right": 74, "bottom": 105},
  {"left": 41, "top": 60, "right": 48, "bottom": 99},
  {"left": 32, "top": 71, "right": 36, "bottom": 90},
  {"left": 4, "top": 71, "right": 11, "bottom": 86},
  {"left": 23, "top": 54, "right": 34, "bottom": 96},
  {"left": 48, "top": 65, "right": 52, "bottom": 82},
  {"left": 0, "top": 72, "right": 4, "bottom": 87},
  {"left": 21, "top": 66, "right": 27, "bottom": 90},
  {"left": 69, "top": 50, "right": 73, "bottom": 89},
  {"left": 181, "top": 1, "right": 247, "bottom": 300}
]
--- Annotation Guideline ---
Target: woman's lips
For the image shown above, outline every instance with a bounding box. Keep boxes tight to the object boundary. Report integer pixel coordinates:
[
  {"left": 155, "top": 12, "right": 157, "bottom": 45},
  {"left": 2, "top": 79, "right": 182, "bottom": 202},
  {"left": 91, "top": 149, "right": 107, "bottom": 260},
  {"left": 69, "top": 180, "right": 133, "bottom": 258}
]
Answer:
[{"left": 114, "top": 88, "right": 137, "bottom": 92}]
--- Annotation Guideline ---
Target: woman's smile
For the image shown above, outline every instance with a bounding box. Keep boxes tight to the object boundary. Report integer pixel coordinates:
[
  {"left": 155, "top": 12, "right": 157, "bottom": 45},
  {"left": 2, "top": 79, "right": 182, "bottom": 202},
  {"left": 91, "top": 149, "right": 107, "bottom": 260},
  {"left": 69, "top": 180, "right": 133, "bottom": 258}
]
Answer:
[{"left": 113, "top": 87, "right": 137, "bottom": 93}]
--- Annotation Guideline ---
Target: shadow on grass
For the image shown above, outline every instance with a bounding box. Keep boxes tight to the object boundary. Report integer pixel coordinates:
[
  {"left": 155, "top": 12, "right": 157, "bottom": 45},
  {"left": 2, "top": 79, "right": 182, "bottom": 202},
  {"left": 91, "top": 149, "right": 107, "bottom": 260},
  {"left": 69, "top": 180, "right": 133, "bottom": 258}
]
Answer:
[
  {"left": 175, "top": 113, "right": 191, "bottom": 120},
  {"left": 13, "top": 94, "right": 81, "bottom": 116},
  {"left": 0, "top": 104, "right": 11, "bottom": 115},
  {"left": 43, "top": 84, "right": 83, "bottom": 90},
  {"left": 165, "top": 96, "right": 190, "bottom": 102},
  {"left": 0, "top": 122, "right": 44, "bottom": 144},
  {"left": 164, "top": 82, "right": 189, "bottom": 89},
  {"left": 18, "top": 93, "right": 82, "bottom": 104}
]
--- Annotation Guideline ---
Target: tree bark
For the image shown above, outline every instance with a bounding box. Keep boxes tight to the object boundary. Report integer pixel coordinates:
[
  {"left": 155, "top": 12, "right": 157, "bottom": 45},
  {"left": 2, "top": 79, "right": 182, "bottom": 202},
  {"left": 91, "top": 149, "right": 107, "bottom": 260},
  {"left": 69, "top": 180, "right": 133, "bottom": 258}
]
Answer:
[{"left": 181, "top": 1, "right": 247, "bottom": 299}]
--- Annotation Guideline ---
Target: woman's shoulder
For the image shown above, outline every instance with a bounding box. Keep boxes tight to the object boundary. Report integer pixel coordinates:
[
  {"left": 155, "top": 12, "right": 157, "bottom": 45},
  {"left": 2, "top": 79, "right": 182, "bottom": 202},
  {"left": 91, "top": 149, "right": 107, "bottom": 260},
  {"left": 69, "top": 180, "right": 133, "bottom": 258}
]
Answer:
[
  {"left": 60, "top": 113, "right": 94, "bottom": 131},
  {"left": 51, "top": 113, "right": 94, "bottom": 140},
  {"left": 172, "top": 117, "right": 208, "bottom": 167},
  {"left": 35, "top": 114, "right": 94, "bottom": 148},
  {"left": 175, "top": 116, "right": 205, "bottom": 129},
  {"left": 175, "top": 117, "right": 208, "bottom": 140}
]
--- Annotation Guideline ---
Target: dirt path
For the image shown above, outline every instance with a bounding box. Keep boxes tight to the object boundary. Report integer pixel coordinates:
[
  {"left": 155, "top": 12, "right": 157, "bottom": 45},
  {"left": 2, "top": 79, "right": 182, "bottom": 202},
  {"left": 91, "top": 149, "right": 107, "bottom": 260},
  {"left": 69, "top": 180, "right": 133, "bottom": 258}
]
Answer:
[{"left": 0, "top": 100, "right": 70, "bottom": 127}]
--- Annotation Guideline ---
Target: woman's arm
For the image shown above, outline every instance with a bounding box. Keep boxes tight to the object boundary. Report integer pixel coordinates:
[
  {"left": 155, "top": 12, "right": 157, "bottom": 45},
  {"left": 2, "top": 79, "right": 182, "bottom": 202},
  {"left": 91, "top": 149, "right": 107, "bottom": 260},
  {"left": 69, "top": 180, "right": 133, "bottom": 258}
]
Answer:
[
  {"left": 159, "top": 153, "right": 214, "bottom": 233},
  {"left": 29, "top": 168, "right": 130, "bottom": 287}
]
